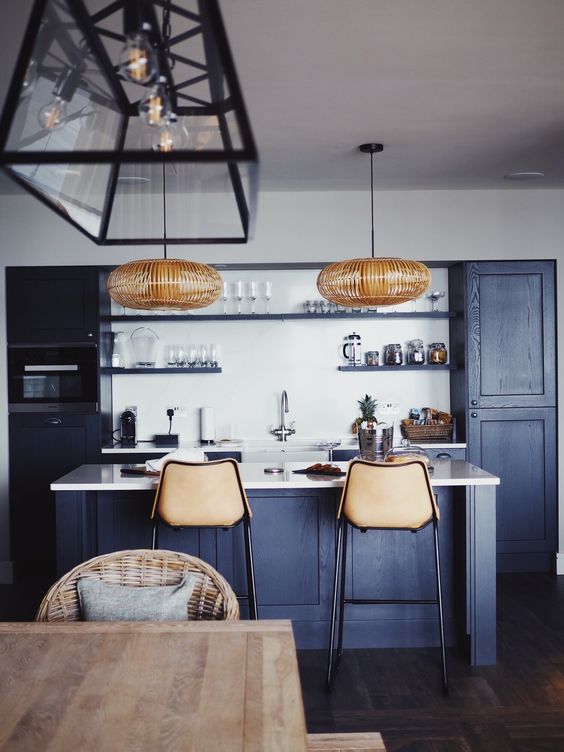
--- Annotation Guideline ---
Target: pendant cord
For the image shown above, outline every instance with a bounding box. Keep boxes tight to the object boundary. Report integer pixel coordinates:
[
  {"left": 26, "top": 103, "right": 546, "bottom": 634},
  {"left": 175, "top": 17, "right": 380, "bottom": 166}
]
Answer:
[
  {"left": 370, "top": 150, "right": 374, "bottom": 259},
  {"left": 162, "top": 163, "right": 167, "bottom": 260}
]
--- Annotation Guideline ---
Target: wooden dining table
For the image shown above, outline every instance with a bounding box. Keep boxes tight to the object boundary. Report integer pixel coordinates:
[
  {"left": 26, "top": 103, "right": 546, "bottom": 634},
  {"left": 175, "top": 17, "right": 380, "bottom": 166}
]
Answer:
[{"left": 0, "top": 619, "right": 308, "bottom": 751}]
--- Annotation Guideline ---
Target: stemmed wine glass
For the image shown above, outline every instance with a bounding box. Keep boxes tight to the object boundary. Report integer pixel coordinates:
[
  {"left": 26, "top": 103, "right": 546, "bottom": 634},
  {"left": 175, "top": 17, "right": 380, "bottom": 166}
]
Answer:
[
  {"left": 222, "top": 281, "right": 230, "bottom": 315},
  {"left": 236, "top": 280, "right": 245, "bottom": 314},
  {"left": 428, "top": 290, "right": 446, "bottom": 312},
  {"left": 318, "top": 439, "right": 341, "bottom": 463},
  {"left": 249, "top": 280, "right": 257, "bottom": 314},
  {"left": 264, "top": 280, "right": 272, "bottom": 314}
]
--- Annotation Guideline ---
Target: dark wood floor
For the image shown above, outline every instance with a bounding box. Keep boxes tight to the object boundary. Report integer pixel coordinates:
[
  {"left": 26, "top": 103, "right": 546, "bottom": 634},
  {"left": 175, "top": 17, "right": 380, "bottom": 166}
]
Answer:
[
  {"left": 298, "top": 573, "right": 564, "bottom": 751},
  {"left": 2, "top": 573, "right": 564, "bottom": 750}
]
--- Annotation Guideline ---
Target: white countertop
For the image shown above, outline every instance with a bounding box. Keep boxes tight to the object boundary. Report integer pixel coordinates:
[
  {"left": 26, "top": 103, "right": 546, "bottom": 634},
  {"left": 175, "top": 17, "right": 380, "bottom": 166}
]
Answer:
[
  {"left": 51, "top": 460, "right": 498, "bottom": 491},
  {"left": 101, "top": 440, "right": 466, "bottom": 454}
]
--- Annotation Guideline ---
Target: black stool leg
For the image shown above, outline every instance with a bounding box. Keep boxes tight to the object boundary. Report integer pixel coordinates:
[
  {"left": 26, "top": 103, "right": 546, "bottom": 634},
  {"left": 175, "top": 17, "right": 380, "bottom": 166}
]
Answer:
[
  {"left": 151, "top": 518, "right": 159, "bottom": 550},
  {"left": 433, "top": 518, "right": 449, "bottom": 695},
  {"left": 243, "top": 517, "right": 258, "bottom": 620},
  {"left": 326, "top": 517, "right": 344, "bottom": 691},
  {"left": 335, "top": 521, "right": 349, "bottom": 668}
]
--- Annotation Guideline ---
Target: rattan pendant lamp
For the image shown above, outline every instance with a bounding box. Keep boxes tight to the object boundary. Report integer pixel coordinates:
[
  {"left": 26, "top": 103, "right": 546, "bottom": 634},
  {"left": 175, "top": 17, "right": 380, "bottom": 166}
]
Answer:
[
  {"left": 317, "top": 144, "right": 430, "bottom": 307},
  {"left": 107, "top": 166, "right": 221, "bottom": 311}
]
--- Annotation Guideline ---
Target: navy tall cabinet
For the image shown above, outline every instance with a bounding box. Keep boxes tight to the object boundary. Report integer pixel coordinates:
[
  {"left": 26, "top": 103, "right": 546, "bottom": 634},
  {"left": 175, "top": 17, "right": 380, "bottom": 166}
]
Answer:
[
  {"left": 450, "top": 260, "right": 557, "bottom": 572},
  {"left": 6, "top": 266, "right": 106, "bottom": 585}
]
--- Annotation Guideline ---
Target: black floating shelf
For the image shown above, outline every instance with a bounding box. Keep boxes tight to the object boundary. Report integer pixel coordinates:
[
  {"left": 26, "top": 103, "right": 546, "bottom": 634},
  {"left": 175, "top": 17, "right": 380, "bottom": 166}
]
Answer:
[
  {"left": 338, "top": 364, "right": 456, "bottom": 372},
  {"left": 101, "top": 367, "right": 222, "bottom": 374},
  {"left": 103, "top": 311, "right": 456, "bottom": 322}
]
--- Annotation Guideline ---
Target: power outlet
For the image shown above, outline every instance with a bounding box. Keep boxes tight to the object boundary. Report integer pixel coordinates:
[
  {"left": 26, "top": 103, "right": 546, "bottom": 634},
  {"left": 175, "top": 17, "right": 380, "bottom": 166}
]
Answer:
[
  {"left": 166, "top": 405, "right": 188, "bottom": 418},
  {"left": 379, "top": 402, "right": 400, "bottom": 415}
]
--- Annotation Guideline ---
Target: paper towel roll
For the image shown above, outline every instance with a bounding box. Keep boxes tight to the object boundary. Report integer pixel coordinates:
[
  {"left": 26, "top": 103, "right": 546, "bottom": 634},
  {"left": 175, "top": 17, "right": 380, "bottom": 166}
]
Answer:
[{"left": 200, "top": 407, "right": 215, "bottom": 444}]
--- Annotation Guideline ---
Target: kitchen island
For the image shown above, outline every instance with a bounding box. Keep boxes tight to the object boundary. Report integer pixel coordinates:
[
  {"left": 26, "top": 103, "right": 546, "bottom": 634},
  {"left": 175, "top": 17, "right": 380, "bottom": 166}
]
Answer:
[{"left": 51, "top": 460, "right": 499, "bottom": 664}]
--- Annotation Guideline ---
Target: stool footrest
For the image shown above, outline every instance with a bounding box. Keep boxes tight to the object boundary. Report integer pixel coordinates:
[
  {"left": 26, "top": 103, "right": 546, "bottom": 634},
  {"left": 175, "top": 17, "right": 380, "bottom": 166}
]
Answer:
[{"left": 344, "top": 598, "right": 438, "bottom": 605}]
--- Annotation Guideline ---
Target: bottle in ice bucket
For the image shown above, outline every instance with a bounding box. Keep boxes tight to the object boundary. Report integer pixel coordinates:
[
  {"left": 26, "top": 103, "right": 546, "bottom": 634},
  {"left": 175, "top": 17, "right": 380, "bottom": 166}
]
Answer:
[{"left": 358, "top": 419, "right": 394, "bottom": 461}]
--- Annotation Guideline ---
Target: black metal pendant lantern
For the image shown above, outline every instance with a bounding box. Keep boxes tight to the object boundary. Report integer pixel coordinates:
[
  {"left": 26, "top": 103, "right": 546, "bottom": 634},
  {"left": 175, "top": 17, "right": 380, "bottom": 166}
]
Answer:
[{"left": 0, "top": 0, "right": 258, "bottom": 245}]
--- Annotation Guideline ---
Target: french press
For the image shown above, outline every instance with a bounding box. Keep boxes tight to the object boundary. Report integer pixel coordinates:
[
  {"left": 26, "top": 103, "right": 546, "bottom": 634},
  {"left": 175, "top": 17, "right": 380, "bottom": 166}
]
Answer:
[{"left": 342, "top": 332, "right": 362, "bottom": 366}]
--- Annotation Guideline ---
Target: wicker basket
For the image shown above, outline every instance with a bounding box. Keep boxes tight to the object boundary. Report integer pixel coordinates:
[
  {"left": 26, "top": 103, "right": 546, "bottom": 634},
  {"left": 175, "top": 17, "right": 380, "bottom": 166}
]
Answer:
[{"left": 400, "top": 421, "right": 453, "bottom": 443}]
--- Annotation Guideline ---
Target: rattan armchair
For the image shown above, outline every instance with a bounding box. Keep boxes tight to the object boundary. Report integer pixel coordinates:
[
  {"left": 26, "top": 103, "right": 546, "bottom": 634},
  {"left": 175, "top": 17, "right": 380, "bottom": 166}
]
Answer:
[{"left": 36, "top": 549, "right": 240, "bottom": 622}]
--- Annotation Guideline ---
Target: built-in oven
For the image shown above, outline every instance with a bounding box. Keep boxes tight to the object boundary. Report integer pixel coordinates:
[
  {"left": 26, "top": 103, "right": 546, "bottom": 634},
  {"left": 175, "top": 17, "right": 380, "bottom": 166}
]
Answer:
[{"left": 8, "top": 345, "right": 98, "bottom": 413}]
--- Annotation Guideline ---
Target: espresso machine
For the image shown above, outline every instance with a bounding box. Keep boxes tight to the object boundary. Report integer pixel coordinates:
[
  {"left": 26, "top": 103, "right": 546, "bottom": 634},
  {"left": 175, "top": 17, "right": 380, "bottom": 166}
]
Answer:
[{"left": 120, "top": 407, "right": 137, "bottom": 447}]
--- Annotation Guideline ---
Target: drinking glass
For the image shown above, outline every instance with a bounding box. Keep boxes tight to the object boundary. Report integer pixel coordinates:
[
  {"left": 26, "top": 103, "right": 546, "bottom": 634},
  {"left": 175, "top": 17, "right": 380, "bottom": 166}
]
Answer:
[
  {"left": 199, "top": 343, "right": 209, "bottom": 367},
  {"left": 318, "top": 439, "right": 341, "bottom": 463},
  {"left": 249, "top": 280, "right": 257, "bottom": 314},
  {"left": 236, "top": 280, "right": 245, "bottom": 314},
  {"left": 176, "top": 344, "right": 186, "bottom": 367},
  {"left": 428, "top": 290, "right": 446, "bottom": 312},
  {"left": 186, "top": 344, "right": 197, "bottom": 368},
  {"left": 264, "top": 280, "right": 272, "bottom": 314},
  {"left": 209, "top": 343, "right": 220, "bottom": 367},
  {"left": 222, "top": 281, "right": 230, "bottom": 315},
  {"left": 166, "top": 344, "right": 177, "bottom": 367}
]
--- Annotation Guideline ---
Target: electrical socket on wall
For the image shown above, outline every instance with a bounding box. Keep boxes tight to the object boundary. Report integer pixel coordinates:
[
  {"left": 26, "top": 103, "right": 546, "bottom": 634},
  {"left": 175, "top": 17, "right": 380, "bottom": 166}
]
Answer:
[
  {"left": 166, "top": 405, "right": 188, "bottom": 418},
  {"left": 378, "top": 402, "right": 400, "bottom": 415}
]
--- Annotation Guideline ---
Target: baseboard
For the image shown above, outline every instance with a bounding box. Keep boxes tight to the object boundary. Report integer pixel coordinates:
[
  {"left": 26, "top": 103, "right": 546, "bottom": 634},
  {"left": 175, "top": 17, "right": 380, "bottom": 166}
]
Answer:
[
  {"left": 496, "top": 552, "right": 553, "bottom": 573},
  {"left": 0, "top": 561, "right": 14, "bottom": 584},
  {"left": 556, "top": 553, "right": 564, "bottom": 576}
]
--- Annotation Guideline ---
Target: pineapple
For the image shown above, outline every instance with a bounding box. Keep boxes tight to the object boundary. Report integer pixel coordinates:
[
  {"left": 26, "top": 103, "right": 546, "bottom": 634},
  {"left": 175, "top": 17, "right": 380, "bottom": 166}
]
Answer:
[{"left": 352, "top": 394, "right": 378, "bottom": 433}]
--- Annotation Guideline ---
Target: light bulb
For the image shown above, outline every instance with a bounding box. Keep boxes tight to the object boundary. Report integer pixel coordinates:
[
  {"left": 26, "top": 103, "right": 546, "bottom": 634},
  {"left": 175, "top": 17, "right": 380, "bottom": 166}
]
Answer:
[
  {"left": 151, "top": 118, "right": 182, "bottom": 153},
  {"left": 38, "top": 96, "right": 67, "bottom": 131},
  {"left": 21, "top": 59, "right": 37, "bottom": 97},
  {"left": 139, "top": 80, "right": 171, "bottom": 127},
  {"left": 119, "top": 31, "right": 156, "bottom": 84}
]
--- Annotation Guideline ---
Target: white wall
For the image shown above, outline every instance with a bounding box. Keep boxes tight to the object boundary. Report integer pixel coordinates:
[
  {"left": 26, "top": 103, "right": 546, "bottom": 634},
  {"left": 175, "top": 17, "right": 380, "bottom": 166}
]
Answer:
[
  {"left": 0, "top": 186, "right": 562, "bottom": 577},
  {"left": 109, "top": 267, "right": 451, "bottom": 442}
]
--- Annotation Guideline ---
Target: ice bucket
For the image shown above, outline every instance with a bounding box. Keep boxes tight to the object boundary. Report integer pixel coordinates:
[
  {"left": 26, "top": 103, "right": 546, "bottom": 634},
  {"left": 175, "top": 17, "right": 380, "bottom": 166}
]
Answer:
[{"left": 358, "top": 424, "right": 394, "bottom": 461}]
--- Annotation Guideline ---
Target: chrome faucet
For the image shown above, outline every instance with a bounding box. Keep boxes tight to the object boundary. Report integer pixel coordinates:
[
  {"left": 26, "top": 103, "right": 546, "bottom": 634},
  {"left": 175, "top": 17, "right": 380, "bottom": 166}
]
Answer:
[{"left": 271, "top": 390, "right": 296, "bottom": 441}]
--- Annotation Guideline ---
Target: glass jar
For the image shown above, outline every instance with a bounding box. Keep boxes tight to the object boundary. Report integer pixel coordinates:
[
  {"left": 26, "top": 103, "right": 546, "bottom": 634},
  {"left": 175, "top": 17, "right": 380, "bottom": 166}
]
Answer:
[
  {"left": 384, "top": 343, "right": 403, "bottom": 366},
  {"left": 365, "top": 350, "right": 379, "bottom": 367},
  {"left": 429, "top": 342, "right": 448, "bottom": 365},
  {"left": 407, "top": 338, "right": 425, "bottom": 365}
]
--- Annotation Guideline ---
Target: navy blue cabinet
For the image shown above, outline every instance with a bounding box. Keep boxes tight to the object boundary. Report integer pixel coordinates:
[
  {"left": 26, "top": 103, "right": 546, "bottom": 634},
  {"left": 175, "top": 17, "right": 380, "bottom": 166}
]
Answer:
[
  {"left": 450, "top": 260, "right": 557, "bottom": 572},
  {"left": 9, "top": 413, "right": 99, "bottom": 583},
  {"left": 6, "top": 267, "right": 99, "bottom": 344},
  {"left": 55, "top": 485, "right": 461, "bottom": 650}
]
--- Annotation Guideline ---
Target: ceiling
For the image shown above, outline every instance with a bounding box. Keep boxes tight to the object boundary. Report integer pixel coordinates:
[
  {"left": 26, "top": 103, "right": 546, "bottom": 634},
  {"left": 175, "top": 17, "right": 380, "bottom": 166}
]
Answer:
[{"left": 2, "top": 0, "right": 564, "bottom": 192}]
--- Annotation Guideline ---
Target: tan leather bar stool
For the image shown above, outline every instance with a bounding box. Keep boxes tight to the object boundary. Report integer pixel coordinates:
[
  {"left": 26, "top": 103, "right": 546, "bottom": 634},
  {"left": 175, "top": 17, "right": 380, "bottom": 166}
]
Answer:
[
  {"left": 326, "top": 458, "right": 448, "bottom": 694},
  {"left": 150, "top": 458, "right": 258, "bottom": 619}
]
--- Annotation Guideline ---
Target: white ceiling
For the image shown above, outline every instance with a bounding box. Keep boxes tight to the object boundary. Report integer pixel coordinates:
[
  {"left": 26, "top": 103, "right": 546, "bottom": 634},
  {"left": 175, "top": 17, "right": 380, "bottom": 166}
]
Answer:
[{"left": 2, "top": 0, "right": 564, "bottom": 191}]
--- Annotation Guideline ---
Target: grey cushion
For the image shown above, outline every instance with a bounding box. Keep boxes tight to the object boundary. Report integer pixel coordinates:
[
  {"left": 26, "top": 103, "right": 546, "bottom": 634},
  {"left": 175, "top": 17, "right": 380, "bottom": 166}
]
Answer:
[{"left": 77, "top": 576, "right": 196, "bottom": 621}]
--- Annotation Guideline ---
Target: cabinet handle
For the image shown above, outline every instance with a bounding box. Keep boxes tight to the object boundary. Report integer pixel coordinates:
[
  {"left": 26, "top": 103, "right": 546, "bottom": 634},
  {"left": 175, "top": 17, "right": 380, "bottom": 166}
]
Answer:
[
  {"left": 471, "top": 412, "right": 478, "bottom": 418},
  {"left": 44, "top": 417, "right": 62, "bottom": 425},
  {"left": 471, "top": 400, "right": 478, "bottom": 406},
  {"left": 436, "top": 452, "right": 451, "bottom": 459}
]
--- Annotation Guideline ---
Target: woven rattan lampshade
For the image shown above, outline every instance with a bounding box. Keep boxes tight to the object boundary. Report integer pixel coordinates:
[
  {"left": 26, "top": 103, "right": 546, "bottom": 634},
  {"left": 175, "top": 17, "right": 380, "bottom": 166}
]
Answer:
[
  {"left": 317, "top": 258, "right": 431, "bottom": 306},
  {"left": 107, "top": 259, "right": 222, "bottom": 311},
  {"left": 317, "top": 144, "right": 430, "bottom": 308},
  {"left": 317, "top": 257, "right": 430, "bottom": 307}
]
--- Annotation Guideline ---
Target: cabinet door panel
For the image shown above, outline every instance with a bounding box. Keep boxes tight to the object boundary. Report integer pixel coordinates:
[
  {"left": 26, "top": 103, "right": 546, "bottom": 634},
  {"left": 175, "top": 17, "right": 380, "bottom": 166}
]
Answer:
[
  {"left": 7, "top": 267, "right": 98, "bottom": 343},
  {"left": 467, "top": 408, "right": 557, "bottom": 559},
  {"left": 467, "top": 261, "right": 555, "bottom": 408},
  {"left": 9, "top": 413, "right": 99, "bottom": 581}
]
